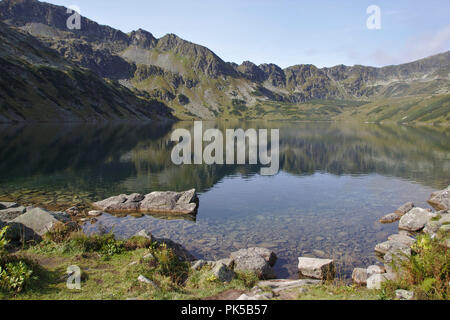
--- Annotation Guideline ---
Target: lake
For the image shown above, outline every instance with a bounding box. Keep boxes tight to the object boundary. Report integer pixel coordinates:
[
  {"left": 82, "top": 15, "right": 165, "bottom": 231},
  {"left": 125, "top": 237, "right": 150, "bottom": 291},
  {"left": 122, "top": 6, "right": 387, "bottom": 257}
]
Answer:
[{"left": 0, "top": 121, "right": 448, "bottom": 278}]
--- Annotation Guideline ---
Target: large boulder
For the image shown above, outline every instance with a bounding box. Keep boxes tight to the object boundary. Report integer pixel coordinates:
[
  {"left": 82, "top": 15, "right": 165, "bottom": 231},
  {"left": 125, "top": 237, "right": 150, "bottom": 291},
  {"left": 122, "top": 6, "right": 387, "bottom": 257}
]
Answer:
[
  {"left": 298, "top": 257, "right": 335, "bottom": 281},
  {"left": 375, "top": 240, "right": 409, "bottom": 255},
  {"left": 428, "top": 186, "right": 450, "bottom": 211},
  {"left": 230, "top": 247, "right": 277, "bottom": 267},
  {"left": 399, "top": 208, "right": 436, "bottom": 232},
  {"left": 232, "top": 249, "right": 276, "bottom": 280},
  {"left": 387, "top": 234, "right": 416, "bottom": 247},
  {"left": 7, "top": 207, "right": 71, "bottom": 241},
  {"left": 93, "top": 189, "right": 199, "bottom": 215},
  {"left": 352, "top": 268, "right": 368, "bottom": 286}
]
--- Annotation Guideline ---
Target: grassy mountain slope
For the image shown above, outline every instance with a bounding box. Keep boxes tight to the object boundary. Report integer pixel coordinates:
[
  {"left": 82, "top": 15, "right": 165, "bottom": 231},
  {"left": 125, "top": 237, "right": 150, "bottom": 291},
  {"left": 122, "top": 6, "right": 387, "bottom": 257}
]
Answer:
[{"left": 0, "top": 21, "right": 174, "bottom": 122}]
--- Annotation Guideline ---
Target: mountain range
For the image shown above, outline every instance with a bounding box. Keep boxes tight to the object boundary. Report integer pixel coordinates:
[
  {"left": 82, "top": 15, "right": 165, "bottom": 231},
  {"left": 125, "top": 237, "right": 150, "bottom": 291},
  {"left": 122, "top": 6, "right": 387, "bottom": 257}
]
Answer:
[{"left": 0, "top": 0, "right": 449, "bottom": 123}]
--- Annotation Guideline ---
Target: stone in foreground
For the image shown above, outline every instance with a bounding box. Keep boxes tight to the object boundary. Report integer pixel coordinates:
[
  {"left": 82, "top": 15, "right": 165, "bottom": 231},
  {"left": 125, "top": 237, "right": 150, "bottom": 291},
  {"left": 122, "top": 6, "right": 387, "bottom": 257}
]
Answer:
[
  {"left": 93, "top": 189, "right": 199, "bottom": 215},
  {"left": 399, "top": 208, "right": 436, "bottom": 232},
  {"left": 7, "top": 207, "right": 71, "bottom": 241},
  {"left": 212, "top": 263, "right": 235, "bottom": 283},
  {"left": 366, "top": 273, "right": 396, "bottom": 290},
  {"left": 427, "top": 186, "right": 450, "bottom": 211},
  {"left": 298, "top": 257, "right": 335, "bottom": 281},
  {"left": 230, "top": 247, "right": 277, "bottom": 267},
  {"left": 233, "top": 252, "right": 276, "bottom": 280},
  {"left": 395, "top": 289, "right": 414, "bottom": 300},
  {"left": 352, "top": 268, "right": 368, "bottom": 286}
]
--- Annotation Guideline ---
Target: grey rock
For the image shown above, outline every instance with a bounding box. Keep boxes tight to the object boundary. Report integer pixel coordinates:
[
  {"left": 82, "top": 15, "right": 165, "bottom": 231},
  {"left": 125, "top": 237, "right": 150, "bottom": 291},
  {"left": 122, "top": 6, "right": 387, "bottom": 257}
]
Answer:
[
  {"left": 375, "top": 240, "right": 409, "bottom": 255},
  {"left": 396, "top": 289, "right": 414, "bottom": 300},
  {"left": 428, "top": 186, "right": 450, "bottom": 211},
  {"left": 7, "top": 207, "right": 70, "bottom": 241},
  {"left": 215, "top": 258, "right": 235, "bottom": 269},
  {"left": 237, "top": 293, "right": 272, "bottom": 300},
  {"left": 93, "top": 189, "right": 199, "bottom": 214},
  {"left": 0, "top": 202, "right": 19, "bottom": 210},
  {"left": 395, "top": 202, "right": 414, "bottom": 216},
  {"left": 379, "top": 213, "right": 401, "bottom": 224},
  {"left": 384, "top": 247, "right": 411, "bottom": 273},
  {"left": 387, "top": 234, "right": 416, "bottom": 247},
  {"left": 367, "top": 265, "right": 386, "bottom": 276},
  {"left": 399, "top": 208, "right": 436, "bottom": 232},
  {"left": 0, "top": 206, "right": 26, "bottom": 223},
  {"left": 233, "top": 252, "right": 276, "bottom": 280},
  {"left": 366, "top": 273, "right": 397, "bottom": 290},
  {"left": 298, "top": 257, "right": 335, "bottom": 280},
  {"left": 212, "top": 263, "right": 235, "bottom": 283},
  {"left": 230, "top": 247, "right": 277, "bottom": 267},
  {"left": 352, "top": 268, "right": 368, "bottom": 286}
]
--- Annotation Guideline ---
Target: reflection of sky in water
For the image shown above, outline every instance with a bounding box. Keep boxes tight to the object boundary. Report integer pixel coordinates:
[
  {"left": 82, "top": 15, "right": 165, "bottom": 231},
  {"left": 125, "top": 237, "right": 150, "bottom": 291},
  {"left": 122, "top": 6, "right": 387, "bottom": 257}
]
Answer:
[{"left": 84, "top": 172, "right": 436, "bottom": 279}]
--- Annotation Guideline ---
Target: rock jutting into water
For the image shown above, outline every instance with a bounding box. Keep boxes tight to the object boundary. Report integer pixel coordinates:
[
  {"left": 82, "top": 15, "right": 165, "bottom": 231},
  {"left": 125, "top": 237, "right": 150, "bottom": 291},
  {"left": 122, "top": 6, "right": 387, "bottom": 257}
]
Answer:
[
  {"left": 92, "top": 189, "right": 199, "bottom": 215},
  {"left": 351, "top": 185, "right": 450, "bottom": 292},
  {"left": 428, "top": 185, "right": 450, "bottom": 211}
]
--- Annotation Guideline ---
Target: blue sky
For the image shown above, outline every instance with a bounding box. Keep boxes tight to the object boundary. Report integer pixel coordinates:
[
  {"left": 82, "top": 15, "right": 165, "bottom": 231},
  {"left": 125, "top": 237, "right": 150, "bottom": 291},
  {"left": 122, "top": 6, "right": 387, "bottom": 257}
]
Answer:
[{"left": 46, "top": 0, "right": 450, "bottom": 68}]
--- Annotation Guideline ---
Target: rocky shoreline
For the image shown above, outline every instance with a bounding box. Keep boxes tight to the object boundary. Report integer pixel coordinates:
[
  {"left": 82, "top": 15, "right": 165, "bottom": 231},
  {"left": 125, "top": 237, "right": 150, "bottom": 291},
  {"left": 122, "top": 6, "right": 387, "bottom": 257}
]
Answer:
[{"left": 0, "top": 185, "right": 449, "bottom": 300}]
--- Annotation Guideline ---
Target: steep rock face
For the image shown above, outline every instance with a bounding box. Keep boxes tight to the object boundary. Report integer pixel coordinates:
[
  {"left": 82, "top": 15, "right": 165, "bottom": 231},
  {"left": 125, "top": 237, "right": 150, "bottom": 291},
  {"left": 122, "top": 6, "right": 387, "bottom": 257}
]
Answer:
[
  {"left": 259, "top": 63, "right": 286, "bottom": 87},
  {"left": 236, "top": 61, "right": 266, "bottom": 82}
]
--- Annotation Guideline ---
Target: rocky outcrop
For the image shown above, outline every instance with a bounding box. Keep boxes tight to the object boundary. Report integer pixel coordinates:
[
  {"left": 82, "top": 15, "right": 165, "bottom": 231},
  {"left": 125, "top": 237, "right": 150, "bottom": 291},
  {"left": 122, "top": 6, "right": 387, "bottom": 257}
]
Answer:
[
  {"left": 212, "top": 263, "right": 235, "bottom": 283},
  {"left": 232, "top": 248, "right": 276, "bottom": 280},
  {"left": 399, "top": 208, "right": 436, "bottom": 232},
  {"left": 7, "top": 207, "right": 73, "bottom": 241},
  {"left": 428, "top": 186, "right": 450, "bottom": 211},
  {"left": 297, "top": 257, "right": 335, "bottom": 280},
  {"left": 93, "top": 189, "right": 199, "bottom": 215},
  {"left": 366, "top": 273, "right": 397, "bottom": 290}
]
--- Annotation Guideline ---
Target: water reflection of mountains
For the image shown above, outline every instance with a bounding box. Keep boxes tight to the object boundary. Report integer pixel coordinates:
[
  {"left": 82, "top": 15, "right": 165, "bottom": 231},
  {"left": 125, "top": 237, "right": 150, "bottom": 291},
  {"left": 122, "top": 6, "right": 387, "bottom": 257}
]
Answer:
[{"left": 0, "top": 121, "right": 448, "bottom": 195}]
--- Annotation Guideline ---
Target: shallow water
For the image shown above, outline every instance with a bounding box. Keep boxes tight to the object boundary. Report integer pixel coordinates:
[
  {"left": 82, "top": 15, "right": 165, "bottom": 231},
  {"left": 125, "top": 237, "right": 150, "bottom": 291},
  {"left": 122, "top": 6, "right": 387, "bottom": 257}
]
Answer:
[{"left": 0, "top": 121, "right": 448, "bottom": 278}]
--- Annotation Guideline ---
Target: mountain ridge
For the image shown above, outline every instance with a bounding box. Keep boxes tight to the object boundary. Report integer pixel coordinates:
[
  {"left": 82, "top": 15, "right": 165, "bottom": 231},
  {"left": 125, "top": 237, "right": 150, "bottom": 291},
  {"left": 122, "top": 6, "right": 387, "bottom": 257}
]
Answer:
[{"left": 0, "top": 0, "right": 449, "bottom": 122}]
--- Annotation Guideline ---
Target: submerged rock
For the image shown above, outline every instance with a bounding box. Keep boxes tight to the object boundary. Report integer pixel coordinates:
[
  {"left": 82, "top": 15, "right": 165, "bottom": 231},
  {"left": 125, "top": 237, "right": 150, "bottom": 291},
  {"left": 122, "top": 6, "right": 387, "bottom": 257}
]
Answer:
[
  {"left": 92, "top": 189, "right": 199, "bottom": 215},
  {"left": 428, "top": 186, "right": 450, "bottom": 211},
  {"left": 395, "top": 202, "right": 414, "bottom": 216},
  {"left": 379, "top": 213, "right": 401, "bottom": 224},
  {"left": 297, "top": 257, "right": 335, "bottom": 281}
]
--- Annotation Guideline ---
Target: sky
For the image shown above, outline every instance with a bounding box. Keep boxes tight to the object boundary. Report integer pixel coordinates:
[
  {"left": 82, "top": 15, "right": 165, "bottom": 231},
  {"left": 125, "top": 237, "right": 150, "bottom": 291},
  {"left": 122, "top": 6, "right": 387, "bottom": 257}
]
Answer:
[{"left": 45, "top": 0, "right": 450, "bottom": 68}]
